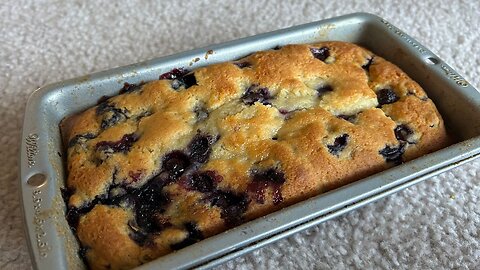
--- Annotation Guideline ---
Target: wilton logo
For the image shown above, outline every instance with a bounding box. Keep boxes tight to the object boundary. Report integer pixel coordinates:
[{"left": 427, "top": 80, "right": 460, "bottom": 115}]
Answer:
[
  {"left": 440, "top": 65, "right": 469, "bottom": 87},
  {"left": 26, "top": 133, "right": 39, "bottom": 168}
]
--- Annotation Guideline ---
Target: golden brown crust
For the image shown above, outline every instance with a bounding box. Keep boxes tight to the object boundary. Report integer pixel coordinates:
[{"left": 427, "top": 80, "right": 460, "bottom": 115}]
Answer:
[{"left": 62, "top": 41, "right": 451, "bottom": 269}]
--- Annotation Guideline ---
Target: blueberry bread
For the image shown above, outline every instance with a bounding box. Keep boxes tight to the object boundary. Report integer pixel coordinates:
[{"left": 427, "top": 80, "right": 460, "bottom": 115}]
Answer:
[{"left": 61, "top": 41, "right": 451, "bottom": 270}]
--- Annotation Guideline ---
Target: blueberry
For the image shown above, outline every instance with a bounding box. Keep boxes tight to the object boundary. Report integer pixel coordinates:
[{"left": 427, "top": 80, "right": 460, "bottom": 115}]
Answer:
[
  {"left": 128, "top": 227, "right": 150, "bottom": 247},
  {"left": 234, "top": 62, "right": 252, "bottom": 69},
  {"left": 278, "top": 109, "right": 289, "bottom": 115},
  {"left": 362, "top": 57, "right": 374, "bottom": 71},
  {"left": 68, "top": 133, "right": 96, "bottom": 148},
  {"left": 78, "top": 247, "right": 89, "bottom": 266},
  {"left": 379, "top": 143, "right": 406, "bottom": 164},
  {"left": 171, "top": 73, "right": 197, "bottom": 90},
  {"left": 105, "top": 184, "right": 131, "bottom": 206},
  {"left": 170, "top": 222, "right": 204, "bottom": 250},
  {"left": 96, "top": 102, "right": 128, "bottom": 129},
  {"left": 119, "top": 82, "right": 143, "bottom": 94},
  {"left": 310, "top": 47, "right": 330, "bottom": 62},
  {"left": 179, "top": 73, "right": 197, "bottom": 89},
  {"left": 96, "top": 133, "right": 139, "bottom": 153},
  {"left": 159, "top": 68, "right": 188, "bottom": 80},
  {"left": 61, "top": 187, "right": 74, "bottom": 204},
  {"left": 65, "top": 207, "right": 82, "bottom": 231},
  {"left": 102, "top": 109, "right": 127, "bottom": 129},
  {"left": 159, "top": 68, "right": 197, "bottom": 90},
  {"left": 134, "top": 181, "right": 171, "bottom": 233},
  {"left": 317, "top": 84, "right": 333, "bottom": 96},
  {"left": 126, "top": 178, "right": 173, "bottom": 245},
  {"left": 96, "top": 101, "right": 115, "bottom": 115},
  {"left": 97, "top": 95, "right": 111, "bottom": 105},
  {"left": 327, "top": 134, "right": 349, "bottom": 156},
  {"left": 162, "top": 151, "right": 191, "bottom": 179},
  {"left": 376, "top": 89, "right": 399, "bottom": 106},
  {"left": 65, "top": 193, "right": 118, "bottom": 232},
  {"left": 394, "top": 125, "right": 414, "bottom": 143},
  {"left": 241, "top": 85, "right": 272, "bottom": 105},
  {"left": 149, "top": 151, "right": 194, "bottom": 191},
  {"left": 207, "top": 190, "right": 249, "bottom": 225},
  {"left": 181, "top": 171, "right": 220, "bottom": 193},
  {"left": 128, "top": 218, "right": 166, "bottom": 247},
  {"left": 337, "top": 114, "right": 356, "bottom": 123},
  {"left": 194, "top": 106, "right": 209, "bottom": 122},
  {"left": 65, "top": 203, "right": 96, "bottom": 232},
  {"left": 187, "top": 134, "right": 217, "bottom": 163}
]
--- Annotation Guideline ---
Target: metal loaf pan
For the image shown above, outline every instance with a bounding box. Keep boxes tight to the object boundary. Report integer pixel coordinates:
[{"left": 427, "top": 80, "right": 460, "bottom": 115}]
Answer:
[{"left": 20, "top": 13, "right": 480, "bottom": 270}]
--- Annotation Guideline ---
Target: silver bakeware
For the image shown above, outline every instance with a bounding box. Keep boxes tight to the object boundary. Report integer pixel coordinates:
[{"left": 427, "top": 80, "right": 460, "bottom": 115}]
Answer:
[{"left": 20, "top": 13, "right": 480, "bottom": 270}]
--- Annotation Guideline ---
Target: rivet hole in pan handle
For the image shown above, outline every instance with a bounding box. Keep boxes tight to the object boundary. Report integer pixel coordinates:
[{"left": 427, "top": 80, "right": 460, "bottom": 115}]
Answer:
[
  {"left": 378, "top": 17, "right": 474, "bottom": 92},
  {"left": 420, "top": 52, "right": 474, "bottom": 90}
]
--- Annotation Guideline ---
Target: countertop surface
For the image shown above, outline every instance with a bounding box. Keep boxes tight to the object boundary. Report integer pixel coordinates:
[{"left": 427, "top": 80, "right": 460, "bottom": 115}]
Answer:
[{"left": 1, "top": 0, "right": 479, "bottom": 269}]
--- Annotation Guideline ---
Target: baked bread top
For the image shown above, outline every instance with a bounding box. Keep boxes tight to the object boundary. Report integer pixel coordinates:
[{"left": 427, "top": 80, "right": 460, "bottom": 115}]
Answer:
[{"left": 61, "top": 41, "right": 450, "bottom": 270}]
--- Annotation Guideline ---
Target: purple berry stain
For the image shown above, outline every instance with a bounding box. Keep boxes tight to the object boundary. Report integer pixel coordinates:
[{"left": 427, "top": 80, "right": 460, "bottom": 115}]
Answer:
[
  {"left": 96, "top": 133, "right": 139, "bottom": 153},
  {"left": 278, "top": 109, "right": 289, "bottom": 115},
  {"left": 66, "top": 132, "right": 227, "bottom": 248},
  {"left": 248, "top": 168, "right": 286, "bottom": 205},
  {"left": 129, "top": 170, "right": 144, "bottom": 183}
]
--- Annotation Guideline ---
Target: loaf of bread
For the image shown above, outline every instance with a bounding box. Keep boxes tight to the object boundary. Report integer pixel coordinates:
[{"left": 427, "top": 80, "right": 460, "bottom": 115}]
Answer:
[{"left": 61, "top": 41, "right": 450, "bottom": 270}]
